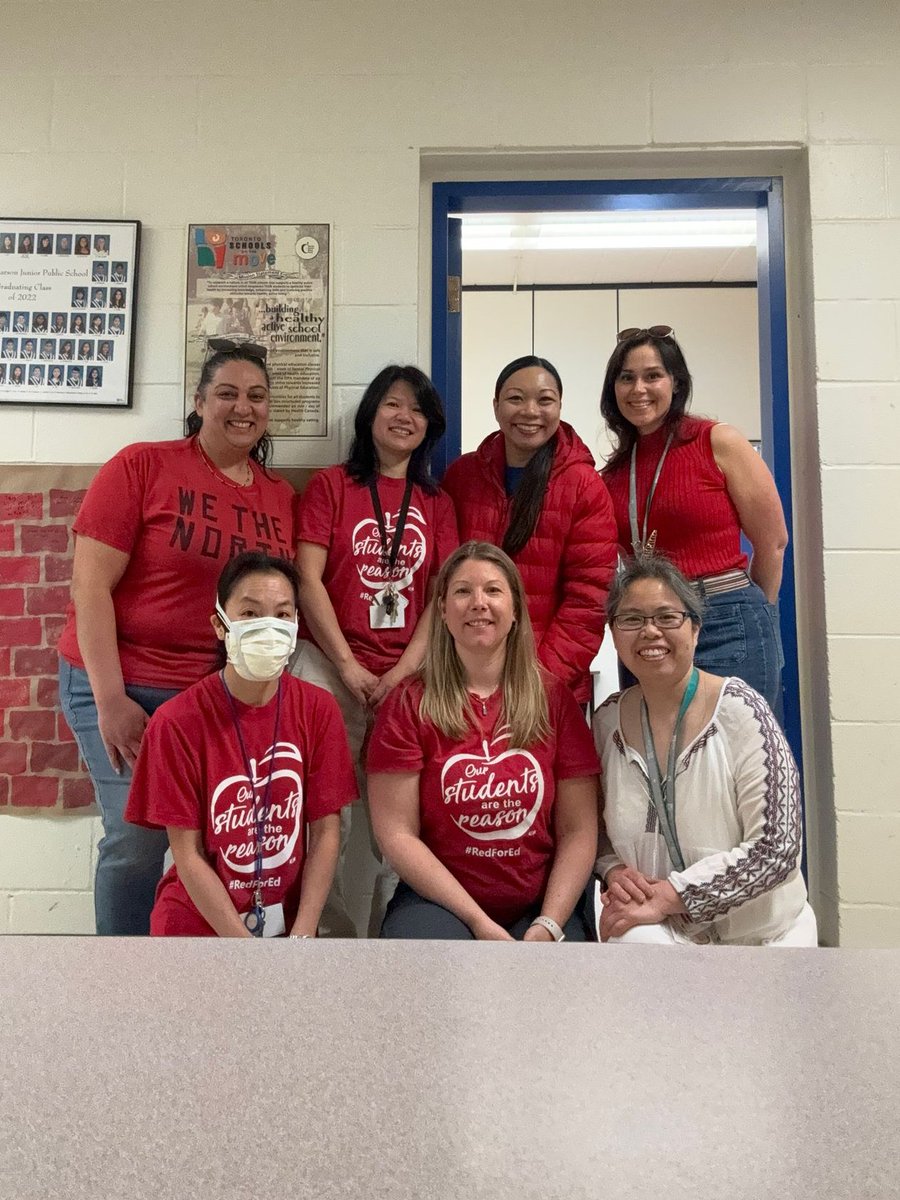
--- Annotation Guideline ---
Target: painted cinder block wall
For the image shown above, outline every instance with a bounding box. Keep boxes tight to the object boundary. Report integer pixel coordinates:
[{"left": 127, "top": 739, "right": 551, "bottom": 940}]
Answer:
[{"left": 1, "top": 0, "right": 898, "bottom": 944}]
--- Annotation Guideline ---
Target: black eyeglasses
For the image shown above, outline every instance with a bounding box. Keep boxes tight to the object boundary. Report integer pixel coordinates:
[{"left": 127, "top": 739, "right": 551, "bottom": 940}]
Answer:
[
  {"left": 612, "top": 610, "right": 691, "bottom": 631},
  {"left": 616, "top": 325, "right": 675, "bottom": 344},
  {"left": 205, "top": 337, "right": 268, "bottom": 364}
]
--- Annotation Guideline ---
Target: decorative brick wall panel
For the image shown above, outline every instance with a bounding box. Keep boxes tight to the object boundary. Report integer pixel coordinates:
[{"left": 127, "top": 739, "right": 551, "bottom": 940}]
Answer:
[
  {"left": 0, "top": 464, "right": 310, "bottom": 816},
  {"left": 0, "top": 485, "right": 93, "bottom": 811}
]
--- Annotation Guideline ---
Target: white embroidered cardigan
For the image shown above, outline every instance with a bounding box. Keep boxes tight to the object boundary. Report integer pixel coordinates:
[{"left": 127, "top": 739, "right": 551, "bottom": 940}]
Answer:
[{"left": 592, "top": 677, "right": 808, "bottom": 945}]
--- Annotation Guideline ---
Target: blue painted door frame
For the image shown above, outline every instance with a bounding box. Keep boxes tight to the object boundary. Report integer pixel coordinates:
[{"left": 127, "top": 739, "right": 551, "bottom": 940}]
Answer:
[{"left": 430, "top": 175, "right": 803, "bottom": 781}]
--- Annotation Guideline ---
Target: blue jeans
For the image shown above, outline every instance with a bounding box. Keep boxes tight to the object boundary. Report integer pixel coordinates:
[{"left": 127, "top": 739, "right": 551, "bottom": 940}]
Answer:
[
  {"left": 381, "top": 882, "right": 589, "bottom": 941},
  {"left": 58, "top": 658, "right": 178, "bottom": 936},
  {"left": 694, "top": 583, "right": 784, "bottom": 715}
]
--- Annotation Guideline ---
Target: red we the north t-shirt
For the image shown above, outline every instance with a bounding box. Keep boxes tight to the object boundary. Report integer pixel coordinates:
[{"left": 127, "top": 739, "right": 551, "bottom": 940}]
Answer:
[
  {"left": 295, "top": 465, "right": 458, "bottom": 675},
  {"left": 125, "top": 672, "right": 357, "bottom": 936},
  {"left": 56, "top": 437, "right": 296, "bottom": 688},
  {"left": 367, "top": 674, "right": 600, "bottom": 925}
]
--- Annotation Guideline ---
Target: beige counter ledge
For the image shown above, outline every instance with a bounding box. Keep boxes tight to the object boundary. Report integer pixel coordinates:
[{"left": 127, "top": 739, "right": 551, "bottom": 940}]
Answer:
[{"left": 0, "top": 939, "right": 897, "bottom": 1200}]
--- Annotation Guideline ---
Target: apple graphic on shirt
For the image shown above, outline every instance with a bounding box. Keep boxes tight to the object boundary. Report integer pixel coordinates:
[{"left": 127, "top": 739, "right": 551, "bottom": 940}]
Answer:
[
  {"left": 211, "top": 739, "right": 304, "bottom": 873},
  {"left": 352, "top": 504, "right": 427, "bottom": 594},
  {"left": 441, "top": 732, "right": 544, "bottom": 842}
]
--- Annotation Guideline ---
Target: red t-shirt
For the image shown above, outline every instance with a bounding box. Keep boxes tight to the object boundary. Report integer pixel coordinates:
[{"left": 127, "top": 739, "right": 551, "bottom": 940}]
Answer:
[
  {"left": 296, "top": 465, "right": 458, "bottom": 675},
  {"left": 57, "top": 437, "right": 296, "bottom": 688},
  {"left": 125, "top": 672, "right": 357, "bottom": 936},
  {"left": 367, "top": 674, "right": 600, "bottom": 925},
  {"left": 602, "top": 418, "right": 748, "bottom": 578}
]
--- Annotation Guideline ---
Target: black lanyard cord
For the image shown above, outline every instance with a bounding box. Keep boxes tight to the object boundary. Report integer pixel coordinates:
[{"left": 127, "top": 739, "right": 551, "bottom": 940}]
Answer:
[{"left": 368, "top": 477, "right": 414, "bottom": 579}]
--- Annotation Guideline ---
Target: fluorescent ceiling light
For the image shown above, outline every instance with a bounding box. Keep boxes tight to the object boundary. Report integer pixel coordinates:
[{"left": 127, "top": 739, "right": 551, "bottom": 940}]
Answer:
[{"left": 459, "top": 209, "right": 757, "bottom": 251}]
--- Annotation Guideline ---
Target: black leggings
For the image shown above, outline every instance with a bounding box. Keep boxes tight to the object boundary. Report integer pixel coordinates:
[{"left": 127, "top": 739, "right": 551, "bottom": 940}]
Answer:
[{"left": 380, "top": 882, "right": 589, "bottom": 940}]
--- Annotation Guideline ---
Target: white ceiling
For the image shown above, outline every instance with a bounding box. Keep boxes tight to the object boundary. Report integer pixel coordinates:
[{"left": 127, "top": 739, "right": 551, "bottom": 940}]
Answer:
[{"left": 460, "top": 210, "right": 758, "bottom": 288}]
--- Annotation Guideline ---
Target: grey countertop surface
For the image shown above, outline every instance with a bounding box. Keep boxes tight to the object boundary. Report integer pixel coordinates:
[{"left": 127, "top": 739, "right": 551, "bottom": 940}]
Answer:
[{"left": 0, "top": 939, "right": 898, "bottom": 1200}]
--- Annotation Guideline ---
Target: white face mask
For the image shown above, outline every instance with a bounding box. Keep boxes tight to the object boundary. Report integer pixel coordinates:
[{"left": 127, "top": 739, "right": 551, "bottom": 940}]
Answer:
[{"left": 216, "top": 602, "right": 298, "bottom": 682}]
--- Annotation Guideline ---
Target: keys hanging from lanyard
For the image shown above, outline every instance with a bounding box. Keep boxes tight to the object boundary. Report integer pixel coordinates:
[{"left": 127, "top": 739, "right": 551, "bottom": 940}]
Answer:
[
  {"left": 629, "top": 429, "right": 675, "bottom": 556},
  {"left": 220, "top": 672, "right": 283, "bottom": 937},
  {"left": 368, "top": 477, "right": 414, "bottom": 616},
  {"left": 639, "top": 666, "right": 699, "bottom": 873}
]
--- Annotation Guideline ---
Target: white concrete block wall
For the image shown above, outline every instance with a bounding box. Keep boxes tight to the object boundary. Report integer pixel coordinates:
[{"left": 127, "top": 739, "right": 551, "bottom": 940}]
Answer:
[
  {"left": 0, "top": 813, "right": 100, "bottom": 934},
  {"left": 0, "top": 0, "right": 898, "bottom": 944}
]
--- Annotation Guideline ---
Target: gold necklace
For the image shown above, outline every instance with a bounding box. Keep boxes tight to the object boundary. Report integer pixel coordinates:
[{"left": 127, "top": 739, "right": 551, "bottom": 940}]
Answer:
[{"left": 195, "top": 437, "right": 254, "bottom": 489}]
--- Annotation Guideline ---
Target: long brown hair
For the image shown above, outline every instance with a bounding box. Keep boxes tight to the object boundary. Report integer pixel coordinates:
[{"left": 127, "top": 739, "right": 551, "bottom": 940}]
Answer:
[
  {"left": 599, "top": 331, "right": 693, "bottom": 471},
  {"left": 420, "top": 542, "right": 549, "bottom": 747}
]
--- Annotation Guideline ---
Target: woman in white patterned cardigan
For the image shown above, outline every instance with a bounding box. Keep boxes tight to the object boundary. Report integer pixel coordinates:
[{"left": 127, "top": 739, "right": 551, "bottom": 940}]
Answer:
[{"left": 592, "top": 553, "right": 816, "bottom": 946}]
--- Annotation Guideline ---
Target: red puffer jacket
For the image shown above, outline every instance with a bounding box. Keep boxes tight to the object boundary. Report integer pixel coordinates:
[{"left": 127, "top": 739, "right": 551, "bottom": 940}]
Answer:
[{"left": 443, "top": 422, "right": 617, "bottom": 702}]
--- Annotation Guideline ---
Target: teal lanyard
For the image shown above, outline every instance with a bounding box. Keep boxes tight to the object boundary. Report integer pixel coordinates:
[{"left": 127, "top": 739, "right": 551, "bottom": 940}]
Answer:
[
  {"left": 628, "top": 429, "right": 674, "bottom": 555},
  {"left": 639, "top": 667, "right": 699, "bottom": 873}
]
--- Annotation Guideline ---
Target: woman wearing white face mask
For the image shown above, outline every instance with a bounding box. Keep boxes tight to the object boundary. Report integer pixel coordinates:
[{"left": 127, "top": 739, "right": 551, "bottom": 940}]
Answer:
[{"left": 125, "top": 552, "right": 357, "bottom": 937}]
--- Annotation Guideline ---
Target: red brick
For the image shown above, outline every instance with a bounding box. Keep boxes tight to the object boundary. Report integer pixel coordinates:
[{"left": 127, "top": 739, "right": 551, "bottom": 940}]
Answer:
[
  {"left": 0, "top": 524, "right": 14, "bottom": 552},
  {"left": 8, "top": 709, "right": 57, "bottom": 740},
  {"left": 38, "top": 676, "right": 61, "bottom": 707},
  {"left": 45, "top": 555, "right": 74, "bottom": 583},
  {"left": 0, "top": 556, "right": 41, "bottom": 584},
  {"left": 26, "top": 585, "right": 71, "bottom": 616},
  {"left": 21, "top": 524, "right": 70, "bottom": 553},
  {"left": 62, "top": 775, "right": 95, "bottom": 809},
  {"left": 49, "top": 489, "right": 86, "bottom": 518},
  {"left": 13, "top": 648, "right": 58, "bottom": 677},
  {"left": 0, "top": 587, "right": 25, "bottom": 616},
  {"left": 0, "top": 741, "right": 28, "bottom": 774},
  {"left": 11, "top": 776, "right": 59, "bottom": 807},
  {"left": 0, "top": 493, "right": 43, "bottom": 520},
  {"left": 0, "top": 617, "right": 42, "bottom": 647},
  {"left": 44, "top": 615, "right": 68, "bottom": 646},
  {"left": 0, "top": 775, "right": 9, "bottom": 805},
  {"left": 0, "top": 647, "right": 10, "bottom": 674},
  {"left": 30, "top": 741, "right": 81, "bottom": 772},
  {"left": 0, "top": 678, "right": 31, "bottom": 707},
  {"left": 57, "top": 714, "right": 75, "bottom": 742}
]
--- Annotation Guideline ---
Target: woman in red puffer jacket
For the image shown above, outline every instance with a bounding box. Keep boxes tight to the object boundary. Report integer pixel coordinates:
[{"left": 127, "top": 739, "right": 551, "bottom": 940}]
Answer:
[{"left": 442, "top": 355, "right": 617, "bottom": 704}]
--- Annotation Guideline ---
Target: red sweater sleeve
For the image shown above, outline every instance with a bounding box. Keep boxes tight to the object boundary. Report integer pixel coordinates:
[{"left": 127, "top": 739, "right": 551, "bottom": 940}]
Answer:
[{"left": 537, "top": 469, "right": 617, "bottom": 687}]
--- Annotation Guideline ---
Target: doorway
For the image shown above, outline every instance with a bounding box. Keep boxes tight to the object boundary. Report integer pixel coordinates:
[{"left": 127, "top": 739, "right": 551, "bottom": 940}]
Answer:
[{"left": 430, "top": 176, "right": 800, "bottom": 765}]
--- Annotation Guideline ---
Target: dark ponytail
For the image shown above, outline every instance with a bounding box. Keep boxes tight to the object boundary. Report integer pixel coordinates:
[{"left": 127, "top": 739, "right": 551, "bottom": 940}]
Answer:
[{"left": 502, "top": 435, "right": 557, "bottom": 558}]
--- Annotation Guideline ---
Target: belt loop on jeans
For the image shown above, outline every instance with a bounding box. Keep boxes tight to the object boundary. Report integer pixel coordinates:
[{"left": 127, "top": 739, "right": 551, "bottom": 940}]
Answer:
[{"left": 690, "top": 568, "right": 751, "bottom": 598}]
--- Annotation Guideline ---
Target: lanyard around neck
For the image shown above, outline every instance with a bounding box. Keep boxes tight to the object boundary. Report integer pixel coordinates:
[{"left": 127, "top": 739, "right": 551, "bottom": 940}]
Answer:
[
  {"left": 368, "top": 477, "right": 414, "bottom": 578},
  {"left": 639, "top": 667, "right": 699, "bottom": 873},
  {"left": 629, "top": 429, "right": 675, "bottom": 555},
  {"left": 220, "top": 673, "right": 283, "bottom": 936}
]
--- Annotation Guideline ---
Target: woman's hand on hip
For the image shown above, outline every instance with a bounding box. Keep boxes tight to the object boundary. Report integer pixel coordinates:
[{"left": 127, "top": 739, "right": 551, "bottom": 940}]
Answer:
[{"left": 97, "top": 695, "right": 150, "bottom": 774}]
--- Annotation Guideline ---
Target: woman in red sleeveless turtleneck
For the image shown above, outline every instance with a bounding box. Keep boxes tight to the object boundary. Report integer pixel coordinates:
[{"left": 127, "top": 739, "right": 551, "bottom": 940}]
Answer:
[{"left": 599, "top": 328, "right": 788, "bottom": 712}]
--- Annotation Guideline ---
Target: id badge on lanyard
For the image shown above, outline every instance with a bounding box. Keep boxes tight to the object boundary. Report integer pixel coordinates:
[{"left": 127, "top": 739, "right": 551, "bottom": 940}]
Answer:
[
  {"left": 370, "top": 583, "right": 408, "bottom": 629},
  {"left": 368, "top": 477, "right": 414, "bottom": 631}
]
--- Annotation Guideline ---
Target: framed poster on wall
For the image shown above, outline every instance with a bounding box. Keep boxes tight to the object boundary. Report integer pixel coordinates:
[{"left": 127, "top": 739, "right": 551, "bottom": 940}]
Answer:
[
  {"left": 183, "top": 223, "right": 330, "bottom": 440},
  {"left": 0, "top": 218, "right": 139, "bottom": 408}
]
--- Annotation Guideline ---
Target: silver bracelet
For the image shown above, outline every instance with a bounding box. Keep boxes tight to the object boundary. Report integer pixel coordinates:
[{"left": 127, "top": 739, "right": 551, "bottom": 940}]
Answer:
[
  {"left": 289, "top": 934, "right": 313, "bottom": 939},
  {"left": 529, "top": 915, "right": 566, "bottom": 942}
]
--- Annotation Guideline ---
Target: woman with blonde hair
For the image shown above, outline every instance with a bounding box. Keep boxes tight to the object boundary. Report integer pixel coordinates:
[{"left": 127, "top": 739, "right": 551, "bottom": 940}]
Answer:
[{"left": 368, "top": 541, "right": 599, "bottom": 940}]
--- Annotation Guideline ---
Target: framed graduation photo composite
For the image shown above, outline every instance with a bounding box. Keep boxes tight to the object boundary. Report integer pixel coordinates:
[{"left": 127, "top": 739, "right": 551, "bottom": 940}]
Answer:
[{"left": 0, "top": 218, "right": 140, "bottom": 408}]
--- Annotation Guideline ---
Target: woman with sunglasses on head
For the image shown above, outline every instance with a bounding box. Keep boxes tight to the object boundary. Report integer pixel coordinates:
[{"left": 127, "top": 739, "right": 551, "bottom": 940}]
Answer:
[
  {"left": 600, "top": 327, "right": 788, "bottom": 710},
  {"left": 592, "top": 553, "right": 815, "bottom": 946},
  {"left": 368, "top": 542, "right": 599, "bottom": 941},
  {"left": 124, "top": 552, "right": 356, "bottom": 938},
  {"left": 442, "top": 356, "right": 617, "bottom": 706},
  {"left": 291, "top": 364, "right": 458, "bottom": 938},
  {"left": 58, "top": 340, "right": 295, "bottom": 936}
]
